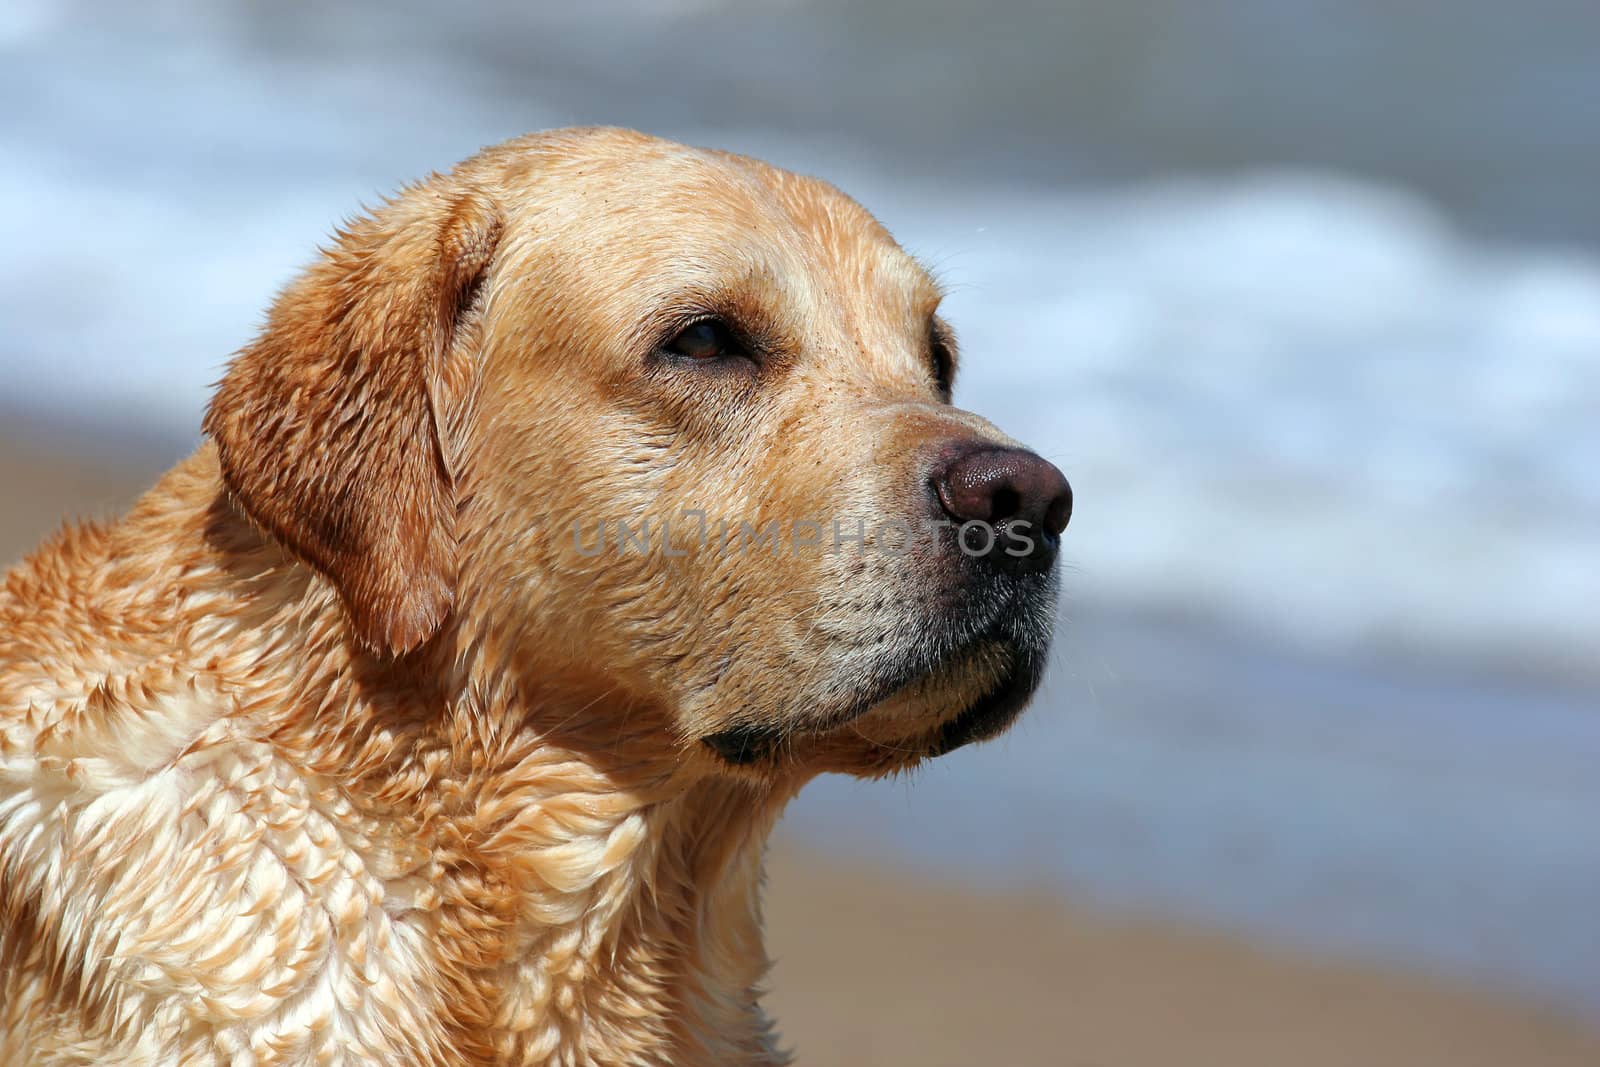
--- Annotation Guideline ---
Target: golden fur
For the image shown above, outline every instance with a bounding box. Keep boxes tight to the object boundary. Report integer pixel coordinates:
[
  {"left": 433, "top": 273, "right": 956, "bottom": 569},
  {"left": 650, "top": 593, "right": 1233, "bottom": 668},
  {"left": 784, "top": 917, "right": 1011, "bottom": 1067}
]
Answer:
[{"left": 0, "top": 128, "right": 1062, "bottom": 1065}]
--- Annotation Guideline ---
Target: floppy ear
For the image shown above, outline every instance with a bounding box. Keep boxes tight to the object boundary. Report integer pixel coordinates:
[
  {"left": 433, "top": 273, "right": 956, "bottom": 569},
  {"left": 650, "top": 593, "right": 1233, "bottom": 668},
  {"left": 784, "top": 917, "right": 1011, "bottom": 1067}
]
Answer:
[{"left": 204, "top": 182, "right": 501, "bottom": 655}]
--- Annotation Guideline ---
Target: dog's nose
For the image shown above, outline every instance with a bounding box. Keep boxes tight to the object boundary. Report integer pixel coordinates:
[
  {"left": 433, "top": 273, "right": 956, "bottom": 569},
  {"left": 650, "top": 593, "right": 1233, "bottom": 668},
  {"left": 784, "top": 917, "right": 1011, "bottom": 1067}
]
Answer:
[{"left": 932, "top": 445, "right": 1072, "bottom": 569}]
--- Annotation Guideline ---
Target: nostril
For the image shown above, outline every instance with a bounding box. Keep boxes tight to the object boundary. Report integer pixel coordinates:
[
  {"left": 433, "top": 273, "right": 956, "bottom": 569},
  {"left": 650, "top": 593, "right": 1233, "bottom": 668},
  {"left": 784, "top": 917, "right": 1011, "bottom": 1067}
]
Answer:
[
  {"left": 991, "top": 487, "right": 1021, "bottom": 521},
  {"left": 1045, "top": 481, "right": 1073, "bottom": 535}
]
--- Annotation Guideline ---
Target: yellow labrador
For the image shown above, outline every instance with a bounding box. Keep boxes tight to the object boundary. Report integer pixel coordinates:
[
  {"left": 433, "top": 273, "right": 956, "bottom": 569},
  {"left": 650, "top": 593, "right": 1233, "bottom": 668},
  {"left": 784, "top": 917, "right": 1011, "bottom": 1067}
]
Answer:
[{"left": 0, "top": 128, "right": 1071, "bottom": 1065}]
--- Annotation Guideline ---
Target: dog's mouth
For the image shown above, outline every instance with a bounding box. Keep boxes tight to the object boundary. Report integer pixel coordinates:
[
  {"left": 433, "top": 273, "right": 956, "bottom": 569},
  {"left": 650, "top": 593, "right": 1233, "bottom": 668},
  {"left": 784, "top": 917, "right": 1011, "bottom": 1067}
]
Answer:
[
  {"left": 926, "top": 640, "right": 1048, "bottom": 755},
  {"left": 702, "top": 579, "right": 1056, "bottom": 767}
]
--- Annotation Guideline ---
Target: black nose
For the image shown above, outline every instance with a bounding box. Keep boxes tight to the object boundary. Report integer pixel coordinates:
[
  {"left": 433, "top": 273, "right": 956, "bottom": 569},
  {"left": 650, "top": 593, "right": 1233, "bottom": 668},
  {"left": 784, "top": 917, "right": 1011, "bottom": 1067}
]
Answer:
[{"left": 932, "top": 445, "right": 1072, "bottom": 569}]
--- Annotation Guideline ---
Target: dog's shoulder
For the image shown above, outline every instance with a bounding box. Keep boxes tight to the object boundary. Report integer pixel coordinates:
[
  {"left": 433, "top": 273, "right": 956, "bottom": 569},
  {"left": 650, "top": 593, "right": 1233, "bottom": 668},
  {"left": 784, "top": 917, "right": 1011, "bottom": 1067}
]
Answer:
[{"left": 0, "top": 450, "right": 456, "bottom": 1064}]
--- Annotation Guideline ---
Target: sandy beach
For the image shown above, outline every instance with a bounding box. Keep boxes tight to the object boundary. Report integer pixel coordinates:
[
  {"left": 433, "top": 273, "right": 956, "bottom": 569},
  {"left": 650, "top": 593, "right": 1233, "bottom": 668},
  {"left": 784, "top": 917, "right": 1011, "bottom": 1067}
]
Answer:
[
  {"left": 3, "top": 433, "right": 1597, "bottom": 1066},
  {"left": 764, "top": 846, "right": 1600, "bottom": 1066}
]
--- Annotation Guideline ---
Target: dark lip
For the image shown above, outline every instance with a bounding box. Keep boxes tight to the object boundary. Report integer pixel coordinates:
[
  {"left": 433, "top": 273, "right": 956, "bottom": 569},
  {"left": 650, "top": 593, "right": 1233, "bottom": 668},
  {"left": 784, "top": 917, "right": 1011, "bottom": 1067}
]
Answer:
[{"left": 926, "top": 643, "right": 1048, "bottom": 756}]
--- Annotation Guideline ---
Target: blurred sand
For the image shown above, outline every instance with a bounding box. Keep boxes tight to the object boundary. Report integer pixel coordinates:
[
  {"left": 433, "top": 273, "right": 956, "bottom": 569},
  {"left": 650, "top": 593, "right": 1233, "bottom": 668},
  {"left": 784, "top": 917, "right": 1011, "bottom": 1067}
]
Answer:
[
  {"left": 764, "top": 847, "right": 1600, "bottom": 1066},
  {"left": 3, "top": 435, "right": 1597, "bottom": 1066}
]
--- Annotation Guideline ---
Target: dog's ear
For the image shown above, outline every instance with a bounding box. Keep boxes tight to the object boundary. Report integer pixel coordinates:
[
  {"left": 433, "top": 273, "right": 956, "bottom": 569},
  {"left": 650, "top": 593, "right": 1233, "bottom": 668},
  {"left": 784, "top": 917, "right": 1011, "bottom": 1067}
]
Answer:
[{"left": 205, "top": 182, "right": 501, "bottom": 655}]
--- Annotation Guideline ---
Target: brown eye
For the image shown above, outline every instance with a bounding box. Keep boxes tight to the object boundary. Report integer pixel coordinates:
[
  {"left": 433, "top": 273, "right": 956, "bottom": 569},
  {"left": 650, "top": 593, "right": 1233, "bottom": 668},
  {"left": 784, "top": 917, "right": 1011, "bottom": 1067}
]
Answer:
[{"left": 665, "top": 319, "right": 737, "bottom": 360}]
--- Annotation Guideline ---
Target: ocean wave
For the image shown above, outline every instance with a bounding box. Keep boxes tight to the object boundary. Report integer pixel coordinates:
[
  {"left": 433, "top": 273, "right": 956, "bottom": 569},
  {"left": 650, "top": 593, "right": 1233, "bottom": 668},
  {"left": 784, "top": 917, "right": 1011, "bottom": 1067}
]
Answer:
[{"left": 852, "top": 171, "right": 1600, "bottom": 681}]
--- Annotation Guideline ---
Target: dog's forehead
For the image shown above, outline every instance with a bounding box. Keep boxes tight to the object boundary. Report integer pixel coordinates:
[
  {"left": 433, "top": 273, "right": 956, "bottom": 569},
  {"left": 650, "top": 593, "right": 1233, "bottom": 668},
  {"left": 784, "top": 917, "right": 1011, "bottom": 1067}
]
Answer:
[
  {"left": 492, "top": 135, "right": 940, "bottom": 317},
  {"left": 760, "top": 162, "right": 943, "bottom": 314}
]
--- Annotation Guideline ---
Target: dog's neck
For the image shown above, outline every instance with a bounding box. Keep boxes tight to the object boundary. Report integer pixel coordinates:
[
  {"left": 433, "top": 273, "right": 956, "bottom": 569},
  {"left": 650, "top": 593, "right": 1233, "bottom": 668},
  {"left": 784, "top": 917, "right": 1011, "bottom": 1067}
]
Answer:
[
  {"left": 142, "top": 451, "right": 795, "bottom": 1064},
  {"left": 286, "top": 685, "right": 793, "bottom": 1066}
]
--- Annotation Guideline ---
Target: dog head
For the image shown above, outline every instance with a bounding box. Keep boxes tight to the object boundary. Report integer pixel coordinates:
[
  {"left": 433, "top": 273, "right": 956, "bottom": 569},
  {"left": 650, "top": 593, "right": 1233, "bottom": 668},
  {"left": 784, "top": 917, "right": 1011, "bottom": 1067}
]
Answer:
[{"left": 206, "top": 128, "right": 1071, "bottom": 780}]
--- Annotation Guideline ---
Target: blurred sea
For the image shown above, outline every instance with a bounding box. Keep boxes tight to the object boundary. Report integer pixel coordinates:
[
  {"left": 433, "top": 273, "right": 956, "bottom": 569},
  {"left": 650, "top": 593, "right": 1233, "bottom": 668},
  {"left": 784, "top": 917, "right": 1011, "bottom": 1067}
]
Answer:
[{"left": 3, "top": 0, "right": 1597, "bottom": 1017}]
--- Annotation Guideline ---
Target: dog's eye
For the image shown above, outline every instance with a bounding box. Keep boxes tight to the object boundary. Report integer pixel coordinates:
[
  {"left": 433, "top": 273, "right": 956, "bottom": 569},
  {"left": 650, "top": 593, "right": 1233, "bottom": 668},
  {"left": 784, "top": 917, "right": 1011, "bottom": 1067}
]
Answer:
[
  {"left": 665, "top": 319, "right": 739, "bottom": 361},
  {"left": 929, "top": 319, "right": 956, "bottom": 400}
]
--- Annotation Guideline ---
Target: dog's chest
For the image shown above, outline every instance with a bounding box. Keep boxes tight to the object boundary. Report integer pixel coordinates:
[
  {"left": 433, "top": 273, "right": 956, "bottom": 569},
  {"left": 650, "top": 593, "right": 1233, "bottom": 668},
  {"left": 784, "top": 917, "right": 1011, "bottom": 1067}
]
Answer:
[
  {"left": 0, "top": 696, "right": 466, "bottom": 1065},
  {"left": 0, "top": 686, "right": 704, "bottom": 1067}
]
